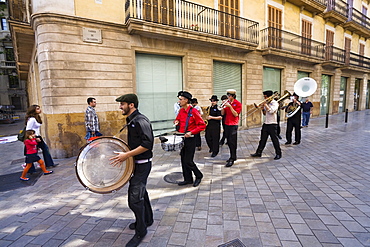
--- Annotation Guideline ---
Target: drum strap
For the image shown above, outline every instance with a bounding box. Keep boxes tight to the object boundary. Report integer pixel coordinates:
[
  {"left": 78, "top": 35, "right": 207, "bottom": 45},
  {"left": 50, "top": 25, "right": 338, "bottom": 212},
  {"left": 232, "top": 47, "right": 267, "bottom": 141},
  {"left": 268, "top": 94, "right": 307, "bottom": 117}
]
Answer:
[
  {"left": 184, "top": 107, "right": 193, "bottom": 133},
  {"left": 115, "top": 115, "right": 139, "bottom": 137}
]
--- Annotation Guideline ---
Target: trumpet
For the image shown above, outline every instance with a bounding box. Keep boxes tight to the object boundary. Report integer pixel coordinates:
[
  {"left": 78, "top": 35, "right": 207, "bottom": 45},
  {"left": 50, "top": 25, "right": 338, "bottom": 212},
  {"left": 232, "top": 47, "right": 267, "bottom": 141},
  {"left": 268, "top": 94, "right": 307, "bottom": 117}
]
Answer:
[
  {"left": 203, "top": 106, "right": 210, "bottom": 125},
  {"left": 217, "top": 100, "right": 229, "bottom": 110}
]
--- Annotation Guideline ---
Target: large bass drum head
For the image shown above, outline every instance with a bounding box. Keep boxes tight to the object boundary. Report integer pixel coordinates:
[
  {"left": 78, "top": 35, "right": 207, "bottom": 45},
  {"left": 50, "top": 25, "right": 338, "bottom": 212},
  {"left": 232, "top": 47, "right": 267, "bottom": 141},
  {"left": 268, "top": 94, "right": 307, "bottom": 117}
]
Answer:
[{"left": 75, "top": 136, "right": 134, "bottom": 194}]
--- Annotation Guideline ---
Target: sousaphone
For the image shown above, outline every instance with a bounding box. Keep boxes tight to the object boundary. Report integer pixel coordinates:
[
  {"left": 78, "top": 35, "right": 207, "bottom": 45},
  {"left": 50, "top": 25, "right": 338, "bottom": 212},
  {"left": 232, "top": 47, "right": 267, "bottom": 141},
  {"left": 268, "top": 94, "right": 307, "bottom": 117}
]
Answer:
[{"left": 286, "top": 77, "right": 317, "bottom": 118}]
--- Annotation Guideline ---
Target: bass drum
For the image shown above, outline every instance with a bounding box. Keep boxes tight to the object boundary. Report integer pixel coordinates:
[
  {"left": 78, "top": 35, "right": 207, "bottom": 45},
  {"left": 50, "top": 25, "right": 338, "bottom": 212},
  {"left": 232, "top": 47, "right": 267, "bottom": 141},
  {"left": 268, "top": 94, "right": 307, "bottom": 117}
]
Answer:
[{"left": 75, "top": 136, "right": 134, "bottom": 194}]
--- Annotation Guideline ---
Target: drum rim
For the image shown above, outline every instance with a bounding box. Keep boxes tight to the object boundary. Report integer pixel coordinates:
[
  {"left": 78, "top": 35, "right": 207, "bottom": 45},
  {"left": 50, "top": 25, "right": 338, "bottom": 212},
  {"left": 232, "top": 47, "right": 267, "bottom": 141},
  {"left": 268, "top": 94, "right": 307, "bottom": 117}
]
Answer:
[{"left": 75, "top": 136, "right": 134, "bottom": 194}]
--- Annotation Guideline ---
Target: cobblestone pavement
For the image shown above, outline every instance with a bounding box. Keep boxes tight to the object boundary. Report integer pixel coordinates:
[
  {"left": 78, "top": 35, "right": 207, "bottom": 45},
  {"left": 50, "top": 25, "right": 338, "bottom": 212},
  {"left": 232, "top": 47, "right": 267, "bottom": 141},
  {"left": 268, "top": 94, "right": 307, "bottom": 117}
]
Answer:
[{"left": 0, "top": 110, "right": 369, "bottom": 247}]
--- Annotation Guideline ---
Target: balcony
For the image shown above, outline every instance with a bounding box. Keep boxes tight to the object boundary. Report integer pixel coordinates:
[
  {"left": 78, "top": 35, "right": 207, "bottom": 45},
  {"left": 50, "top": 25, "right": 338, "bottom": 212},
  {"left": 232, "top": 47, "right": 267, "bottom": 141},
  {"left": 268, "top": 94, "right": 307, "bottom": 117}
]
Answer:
[
  {"left": 0, "top": 61, "right": 17, "bottom": 68},
  {"left": 346, "top": 52, "right": 370, "bottom": 70},
  {"left": 7, "top": 0, "right": 34, "bottom": 81},
  {"left": 343, "top": 7, "right": 370, "bottom": 38},
  {"left": 284, "top": 0, "right": 326, "bottom": 14},
  {"left": 260, "top": 27, "right": 325, "bottom": 62},
  {"left": 125, "top": 0, "right": 259, "bottom": 51},
  {"left": 323, "top": 0, "right": 348, "bottom": 24},
  {"left": 324, "top": 46, "right": 345, "bottom": 67}
]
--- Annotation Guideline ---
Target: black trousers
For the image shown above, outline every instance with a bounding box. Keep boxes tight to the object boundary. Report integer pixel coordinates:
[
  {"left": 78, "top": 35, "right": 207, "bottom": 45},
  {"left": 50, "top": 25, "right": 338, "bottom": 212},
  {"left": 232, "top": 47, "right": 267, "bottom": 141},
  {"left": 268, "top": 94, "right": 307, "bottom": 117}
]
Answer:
[
  {"left": 286, "top": 119, "right": 301, "bottom": 143},
  {"left": 128, "top": 161, "right": 153, "bottom": 237},
  {"left": 180, "top": 137, "right": 203, "bottom": 182},
  {"left": 205, "top": 125, "right": 220, "bottom": 155},
  {"left": 256, "top": 124, "right": 281, "bottom": 155},
  {"left": 224, "top": 125, "right": 238, "bottom": 161},
  {"left": 194, "top": 133, "right": 201, "bottom": 147}
]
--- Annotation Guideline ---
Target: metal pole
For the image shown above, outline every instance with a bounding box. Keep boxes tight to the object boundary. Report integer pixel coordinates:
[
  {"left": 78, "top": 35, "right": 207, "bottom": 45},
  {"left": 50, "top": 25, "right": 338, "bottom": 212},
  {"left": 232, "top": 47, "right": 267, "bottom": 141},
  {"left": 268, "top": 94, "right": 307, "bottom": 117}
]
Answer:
[
  {"left": 325, "top": 113, "right": 329, "bottom": 128},
  {"left": 345, "top": 109, "right": 348, "bottom": 123}
]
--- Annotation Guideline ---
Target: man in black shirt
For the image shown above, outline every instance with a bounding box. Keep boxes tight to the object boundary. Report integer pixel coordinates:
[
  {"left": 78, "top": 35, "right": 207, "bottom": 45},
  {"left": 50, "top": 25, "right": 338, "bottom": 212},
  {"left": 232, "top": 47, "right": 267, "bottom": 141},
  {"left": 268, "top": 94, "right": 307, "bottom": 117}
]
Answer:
[
  {"left": 285, "top": 93, "right": 302, "bottom": 145},
  {"left": 205, "top": 95, "right": 222, "bottom": 157},
  {"left": 110, "top": 94, "right": 154, "bottom": 247}
]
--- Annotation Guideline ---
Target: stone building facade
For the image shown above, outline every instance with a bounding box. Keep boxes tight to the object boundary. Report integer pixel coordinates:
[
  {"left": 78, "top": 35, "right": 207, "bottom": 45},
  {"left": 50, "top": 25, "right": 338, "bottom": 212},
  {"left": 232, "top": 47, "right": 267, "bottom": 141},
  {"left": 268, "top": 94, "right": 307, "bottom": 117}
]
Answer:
[{"left": 8, "top": 0, "right": 370, "bottom": 158}]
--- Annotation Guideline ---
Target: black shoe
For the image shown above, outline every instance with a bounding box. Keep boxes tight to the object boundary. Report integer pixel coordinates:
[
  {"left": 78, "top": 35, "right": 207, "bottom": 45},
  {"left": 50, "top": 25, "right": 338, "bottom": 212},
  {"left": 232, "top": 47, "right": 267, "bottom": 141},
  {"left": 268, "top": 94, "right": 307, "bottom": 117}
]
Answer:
[
  {"left": 209, "top": 149, "right": 212, "bottom": 153},
  {"left": 197, "top": 147, "right": 202, "bottom": 151},
  {"left": 126, "top": 232, "right": 146, "bottom": 247},
  {"left": 274, "top": 154, "right": 282, "bottom": 160},
  {"left": 225, "top": 160, "right": 234, "bottom": 167},
  {"left": 211, "top": 153, "right": 217, "bottom": 157},
  {"left": 251, "top": 153, "right": 262, "bottom": 157},
  {"left": 51, "top": 163, "right": 59, "bottom": 167},
  {"left": 277, "top": 135, "right": 282, "bottom": 139},
  {"left": 129, "top": 221, "right": 153, "bottom": 230},
  {"left": 285, "top": 142, "right": 291, "bottom": 145},
  {"left": 293, "top": 142, "right": 300, "bottom": 145},
  {"left": 178, "top": 181, "right": 193, "bottom": 186},
  {"left": 193, "top": 178, "right": 201, "bottom": 187}
]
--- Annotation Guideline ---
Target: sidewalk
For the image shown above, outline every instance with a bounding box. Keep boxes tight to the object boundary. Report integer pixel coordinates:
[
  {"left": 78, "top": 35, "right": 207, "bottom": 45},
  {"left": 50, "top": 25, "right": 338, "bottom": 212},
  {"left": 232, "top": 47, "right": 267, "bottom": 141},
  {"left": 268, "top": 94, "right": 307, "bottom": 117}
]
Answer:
[{"left": 0, "top": 110, "right": 369, "bottom": 247}]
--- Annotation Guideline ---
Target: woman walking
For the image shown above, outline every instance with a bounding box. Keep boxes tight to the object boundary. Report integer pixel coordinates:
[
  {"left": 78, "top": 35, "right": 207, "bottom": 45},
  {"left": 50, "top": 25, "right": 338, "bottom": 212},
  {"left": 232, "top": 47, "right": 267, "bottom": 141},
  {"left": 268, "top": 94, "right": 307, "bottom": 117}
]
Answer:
[{"left": 25, "top": 105, "right": 58, "bottom": 168}]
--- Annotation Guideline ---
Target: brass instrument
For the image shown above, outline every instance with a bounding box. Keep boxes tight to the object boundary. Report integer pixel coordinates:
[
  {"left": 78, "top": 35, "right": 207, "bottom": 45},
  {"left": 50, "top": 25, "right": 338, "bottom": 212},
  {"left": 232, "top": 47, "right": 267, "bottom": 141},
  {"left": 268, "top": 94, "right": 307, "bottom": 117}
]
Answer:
[
  {"left": 253, "top": 92, "right": 279, "bottom": 108},
  {"left": 217, "top": 100, "right": 229, "bottom": 111},
  {"left": 203, "top": 106, "right": 210, "bottom": 125}
]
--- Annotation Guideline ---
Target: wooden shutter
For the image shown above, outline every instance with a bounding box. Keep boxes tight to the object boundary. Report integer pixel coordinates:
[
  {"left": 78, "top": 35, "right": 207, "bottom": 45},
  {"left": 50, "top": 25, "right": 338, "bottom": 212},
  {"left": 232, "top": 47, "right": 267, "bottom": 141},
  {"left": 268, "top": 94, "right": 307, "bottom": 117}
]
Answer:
[
  {"left": 344, "top": 37, "right": 351, "bottom": 65},
  {"left": 219, "top": 0, "right": 240, "bottom": 39},
  {"left": 325, "top": 30, "right": 334, "bottom": 60},
  {"left": 301, "top": 19, "right": 312, "bottom": 55},
  {"left": 268, "top": 5, "right": 282, "bottom": 48}
]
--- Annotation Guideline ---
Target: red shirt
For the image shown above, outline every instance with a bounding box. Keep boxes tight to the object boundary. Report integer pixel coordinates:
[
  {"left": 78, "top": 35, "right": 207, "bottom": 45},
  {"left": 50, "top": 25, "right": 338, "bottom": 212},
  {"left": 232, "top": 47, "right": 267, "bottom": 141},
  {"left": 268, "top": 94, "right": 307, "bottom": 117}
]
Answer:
[
  {"left": 224, "top": 99, "right": 242, "bottom": 125},
  {"left": 24, "top": 138, "right": 38, "bottom": 154},
  {"left": 175, "top": 105, "right": 206, "bottom": 135}
]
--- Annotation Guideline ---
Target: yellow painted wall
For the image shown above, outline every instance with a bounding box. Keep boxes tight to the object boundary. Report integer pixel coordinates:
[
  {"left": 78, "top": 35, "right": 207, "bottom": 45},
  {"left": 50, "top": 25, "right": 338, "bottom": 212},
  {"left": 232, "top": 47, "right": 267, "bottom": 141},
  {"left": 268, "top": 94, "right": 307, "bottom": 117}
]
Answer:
[{"left": 74, "top": 0, "right": 125, "bottom": 24}]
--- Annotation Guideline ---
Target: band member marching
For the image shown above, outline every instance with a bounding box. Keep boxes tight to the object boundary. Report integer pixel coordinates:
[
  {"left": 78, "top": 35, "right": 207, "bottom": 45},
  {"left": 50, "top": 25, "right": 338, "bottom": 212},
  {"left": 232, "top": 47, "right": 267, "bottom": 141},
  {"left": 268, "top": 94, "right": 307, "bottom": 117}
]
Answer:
[
  {"left": 174, "top": 91, "right": 206, "bottom": 187},
  {"left": 285, "top": 93, "right": 302, "bottom": 145},
  {"left": 221, "top": 89, "right": 242, "bottom": 167},
  {"left": 251, "top": 90, "right": 282, "bottom": 160},
  {"left": 205, "top": 95, "right": 222, "bottom": 157},
  {"left": 110, "top": 94, "right": 154, "bottom": 247}
]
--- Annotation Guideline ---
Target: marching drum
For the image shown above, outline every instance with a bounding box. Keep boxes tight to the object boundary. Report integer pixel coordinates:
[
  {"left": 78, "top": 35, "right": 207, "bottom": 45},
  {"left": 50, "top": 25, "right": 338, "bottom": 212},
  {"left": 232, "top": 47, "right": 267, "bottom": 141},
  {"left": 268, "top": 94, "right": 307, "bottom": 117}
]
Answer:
[
  {"left": 160, "top": 135, "right": 185, "bottom": 151},
  {"left": 75, "top": 136, "right": 134, "bottom": 194}
]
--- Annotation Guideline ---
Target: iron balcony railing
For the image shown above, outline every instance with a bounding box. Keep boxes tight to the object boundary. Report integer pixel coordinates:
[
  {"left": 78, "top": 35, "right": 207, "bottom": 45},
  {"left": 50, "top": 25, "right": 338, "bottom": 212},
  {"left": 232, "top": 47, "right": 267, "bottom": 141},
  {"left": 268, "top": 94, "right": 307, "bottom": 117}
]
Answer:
[
  {"left": 260, "top": 27, "right": 325, "bottom": 59},
  {"left": 347, "top": 52, "right": 370, "bottom": 69},
  {"left": 325, "top": 46, "right": 345, "bottom": 64},
  {"left": 8, "top": 0, "right": 31, "bottom": 23},
  {"left": 327, "top": 0, "right": 348, "bottom": 18},
  {"left": 348, "top": 7, "right": 370, "bottom": 30},
  {"left": 314, "top": 0, "right": 327, "bottom": 5},
  {"left": 0, "top": 61, "right": 17, "bottom": 67},
  {"left": 125, "top": 0, "right": 259, "bottom": 44}
]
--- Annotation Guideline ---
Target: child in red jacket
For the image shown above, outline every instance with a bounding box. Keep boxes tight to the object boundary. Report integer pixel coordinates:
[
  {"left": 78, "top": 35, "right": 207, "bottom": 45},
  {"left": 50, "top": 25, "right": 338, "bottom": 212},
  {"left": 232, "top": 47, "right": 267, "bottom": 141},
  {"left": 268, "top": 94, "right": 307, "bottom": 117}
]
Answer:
[{"left": 20, "top": 130, "right": 53, "bottom": 181}]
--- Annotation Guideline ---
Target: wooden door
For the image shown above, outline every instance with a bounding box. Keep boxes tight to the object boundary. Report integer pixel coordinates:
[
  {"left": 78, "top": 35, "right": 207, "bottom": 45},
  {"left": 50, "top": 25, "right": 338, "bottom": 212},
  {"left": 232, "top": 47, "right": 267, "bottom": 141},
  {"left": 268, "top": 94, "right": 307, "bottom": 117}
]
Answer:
[
  {"left": 301, "top": 19, "right": 312, "bottom": 55},
  {"left": 268, "top": 5, "right": 282, "bottom": 48},
  {"left": 219, "top": 0, "right": 240, "bottom": 39},
  {"left": 325, "top": 30, "right": 334, "bottom": 60}
]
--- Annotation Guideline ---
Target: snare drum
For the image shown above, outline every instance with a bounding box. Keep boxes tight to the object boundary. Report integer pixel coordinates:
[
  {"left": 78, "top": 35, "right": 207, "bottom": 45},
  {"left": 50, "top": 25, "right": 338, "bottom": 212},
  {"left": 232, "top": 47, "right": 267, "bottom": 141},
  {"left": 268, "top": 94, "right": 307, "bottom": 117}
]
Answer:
[
  {"left": 161, "top": 135, "right": 184, "bottom": 151},
  {"left": 75, "top": 136, "right": 134, "bottom": 194}
]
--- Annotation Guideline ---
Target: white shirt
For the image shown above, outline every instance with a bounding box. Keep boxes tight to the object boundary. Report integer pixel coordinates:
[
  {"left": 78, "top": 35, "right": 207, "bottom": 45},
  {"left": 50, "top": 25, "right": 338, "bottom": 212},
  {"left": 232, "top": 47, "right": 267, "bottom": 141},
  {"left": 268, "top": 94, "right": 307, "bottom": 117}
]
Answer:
[
  {"left": 264, "top": 100, "right": 278, "bottom": 124},
  {"left": 26, "top": 117, "right": 42, "bottom": 136}
]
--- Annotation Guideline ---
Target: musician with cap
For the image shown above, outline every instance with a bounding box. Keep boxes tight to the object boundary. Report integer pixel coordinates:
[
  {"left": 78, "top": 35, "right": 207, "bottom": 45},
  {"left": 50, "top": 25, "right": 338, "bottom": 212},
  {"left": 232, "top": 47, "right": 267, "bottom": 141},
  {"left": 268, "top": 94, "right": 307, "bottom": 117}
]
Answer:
[
  {"left": 221, "top": 89, "right": 242, "bottom": 167},
  {"left": 285, "top": 93, "right": 301, "bottom": 145},
  {"left": 251, "top": 90, "right": 282, "bottom": 160},
  {"left": 205, "top": 95, "right": 222, "bottom": 157},
  {"left": 174, "top": 91, "right": 206, "bottom": 187},
  {"left": 110, "top": 93, "right": 154, "bottom": 247}
]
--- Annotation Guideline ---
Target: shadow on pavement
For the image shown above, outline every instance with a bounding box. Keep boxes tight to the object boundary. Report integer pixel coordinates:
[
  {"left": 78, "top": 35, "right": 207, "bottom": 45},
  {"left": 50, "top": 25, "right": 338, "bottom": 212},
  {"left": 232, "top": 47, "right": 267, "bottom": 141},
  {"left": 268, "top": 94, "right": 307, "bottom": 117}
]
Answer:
[{"left": 0, "top": 171, "right": 43, "bottom": 192}]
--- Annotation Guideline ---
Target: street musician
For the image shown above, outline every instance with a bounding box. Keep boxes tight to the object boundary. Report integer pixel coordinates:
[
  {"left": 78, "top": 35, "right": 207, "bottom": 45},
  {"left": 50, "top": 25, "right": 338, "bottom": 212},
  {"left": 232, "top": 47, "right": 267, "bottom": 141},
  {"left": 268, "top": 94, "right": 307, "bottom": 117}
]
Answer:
[
  {"left": 285, "top": 93, "right": 301, "bottom": 145},
  {"left": 205, "top": 95, "right": 222, "bottom": 157},
  {"left": 251, "top": 90, "right": 282, "bottom": 160},
  {"left": 221, "top": 89, "right": 242, "bottom": 167}
]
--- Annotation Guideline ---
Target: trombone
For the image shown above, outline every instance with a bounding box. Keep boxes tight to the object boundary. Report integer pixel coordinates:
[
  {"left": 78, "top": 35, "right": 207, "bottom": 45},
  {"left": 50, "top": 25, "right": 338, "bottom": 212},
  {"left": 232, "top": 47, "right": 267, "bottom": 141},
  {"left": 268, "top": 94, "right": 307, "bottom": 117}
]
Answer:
[{"left": 241, "top": 90, "right": 291, "bottom": 120}]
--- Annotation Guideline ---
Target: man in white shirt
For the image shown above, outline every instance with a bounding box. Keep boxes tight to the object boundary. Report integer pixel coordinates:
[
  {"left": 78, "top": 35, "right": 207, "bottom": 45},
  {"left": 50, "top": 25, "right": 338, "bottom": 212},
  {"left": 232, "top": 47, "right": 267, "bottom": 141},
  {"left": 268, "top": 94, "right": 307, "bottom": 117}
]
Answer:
[{"left": 251, "top": 90, "right": 282, "bottom": 160}]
